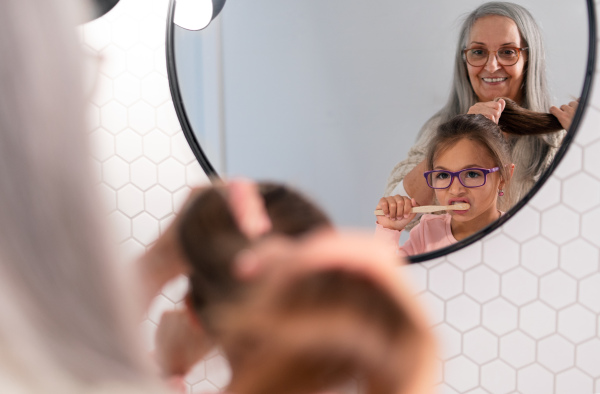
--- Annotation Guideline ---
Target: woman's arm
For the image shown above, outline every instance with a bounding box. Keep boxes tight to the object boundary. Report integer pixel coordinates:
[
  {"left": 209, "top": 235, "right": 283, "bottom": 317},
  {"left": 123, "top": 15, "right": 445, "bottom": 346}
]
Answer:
[{"left": 403, "top": 160, "right": 434, "bottom": 206}]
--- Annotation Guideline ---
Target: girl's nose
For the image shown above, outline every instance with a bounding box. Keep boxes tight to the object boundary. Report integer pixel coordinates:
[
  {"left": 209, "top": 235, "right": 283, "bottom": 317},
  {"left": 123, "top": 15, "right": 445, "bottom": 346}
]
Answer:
[{"left": 448, "top": 176, "right": 466, "bottom": 194}]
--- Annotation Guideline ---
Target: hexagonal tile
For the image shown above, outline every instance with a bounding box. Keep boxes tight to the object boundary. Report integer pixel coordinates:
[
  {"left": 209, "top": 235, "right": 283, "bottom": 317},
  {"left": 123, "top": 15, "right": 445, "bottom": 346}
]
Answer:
[
  {"left": 89, "top": 128, "right": 115, "bottom": 161},
  {"left": 436, "top": 384, "right": 459, "bottom": 394},
  {"left": 539, "top": 271, "right": 577, "bottom": 309},
  {"left": 576, "top": 105, "right": 600, "bottom": 145},
  {"left": 87, "top": 103, "right": 101, "bottom": 131},
  {"left": 501, "top": 268, "right": 537, "bottom": 306},
  {"left": 428, "top": 264, "right": 463, "bottom": 299},
  {"left": 553, "top": 144, "right": 582, "bottom": 179},
  {"left": 560, "top": 239, "right": 599, "bottom": 278},
  {"left": 158, "top": 158, "right": 186, "bottom": 192},
  {"left": 520, "top": 237, "right": 559, "bottom": 275},
  {"left": 131, "top": 157, "right": 158, "bottom": 191},
  {"left": 444, "top": 356, "right": 479, "bottom": 393},
  {"left": 111, "top": 15, "right": 140, "bottom": 49},
  {"left": 503, "top": 206, "right": 541, "bottom": 243},
  {"left": 579, "top": 273, "right": 600, "bottom": 313},
  {"left": 145, "top": 185, "right": 173, "bottom": 219},
  {"left": 187, "top": 161, "right": 209, "bottom": 186},
  {"left": 555, "top": 368, "right": 593, "bottom": 394},
  {"left": 132, "top": 212, "right": 160, "bottom": 244},
  {"left": 140, "top": 319, "right": 157, "bottom": 352},
  {"left": 162, "top": 275, "right": 189, "bottom": 303},
  {"left": 401, "top": 263, "right": 427, "bottom": 294},
  {"left": 584, "top": 139, "right": 600, "bottom": 179},
  {"left": 157, "top": 102, "right": 182, "bottom": 136},
  {"left": 147, "top": 294, "right": 175, "bottom": 325},
  {"left": 482, "top": 298, "right": 518, "bottom": 335},
  {"left": 117, "top": 184, "right": 144, "bottom": 217},
  {"left": 463, "top": 327, "right": 497, "bottom": 364},
  {"left": 192, "top": 380, "right": 219, "bottom": 394},
  {"left": 113, "top": 72, "right": 141, "bottom": 106},
  {"left": 576, "top": 338, "right": 600, "bottom": 376},
  {"left": 144, "top": 129, "right": 171, "bottom": 163},
  {"left": 128, "top": 101, "right": 156, "bottom": 135},
  {"left": 529, "top": 177, "right": 561, "bottom": 211},
  {"left": 99, "top": 44, "right": 127, "bottom": 78},
  {"left": 519, "top": 301, "right": 556, "bottom": 339},
  {"left": 415, "top": 293, "right": 444, "bottom": 328},
  {"left": 464, "top": 266, "right": 499, "bottom": 303},
  {"left": 446, "top": 295, "right": 480, "bottom": 331},
  {"left": 127, "top": 44, "right": 154, "bottom": 78},
  {"left": 102, "top": 156, "right": 130, "bottom": 189},
  {"left": 432, "top": 323, "right": 462, "bottom": 360},
  {"left": 517, "top": 364, "right": 554, "bottom": 394},
  {"left": 499, "top": 331, "right": 535, "bottom": 368},
  {"left": 581, "top": 206, "right": 600, "bottom": 247},
  {"left": 90, "top": 74, "right": 113, "bottom": 106},
  {"left": 154, "top": 44, "right": 168, "bottom": 76},
  {"left": 483, "top": 234, "right": 519, "bottom": 273},
  {"left": 100, "top": 101, "right": 128, "bottom": 134},
  {"left": 205, "top": 354, "right": 231, "bottom": 388},
  {"left": 118, "top": 238, "right": 145, "bottom": 263},
  {"left": 173, "top": 186, "right": 193, "bottom": 212},
  {"left": 115, "top": 129, "right": 143, "bottom": 162},
  {"left": 141, "top": 72, "right": 170, "bottom": 106},
  {"left": 83, "top": 18, "right": 111, "bottom": 51},
  {"left": 171, "top": 132, "right": 197, "bottom": 166},
  {"left": 563, "top": 173, "right": 600, "bottom": 213},
  {"left": 540, "top": 205, "right": 580, "bottom": 245},
  {"left": 184, "top": 360, "right": 206, "bottom": 385},
  {"left": 537, "top": 334, "right": 575, "bottom": 373},
  {"left": 98, "top": 183, "right": 117, "bottom": 212},
  {"left": 557, "top": 304, "right": 596, "bottom": 344},
  {"left": 480, "top": 360, "right": 515, "bottom": 394},
  {"left": 139, "top": 14, "right": 165, "bottom": 49},
  {"left": 107, "top": 211, "right": 131, "bottom": 243}
]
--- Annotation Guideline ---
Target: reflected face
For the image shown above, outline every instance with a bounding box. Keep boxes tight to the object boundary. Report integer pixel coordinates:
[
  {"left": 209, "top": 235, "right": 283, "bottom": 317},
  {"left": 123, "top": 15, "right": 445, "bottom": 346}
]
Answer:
[
  {"left": 433, "top": 138, "right": 503, "bottom": 224},
  {"left": 466, "top": 15, "right": 527, "bottom": 103}
]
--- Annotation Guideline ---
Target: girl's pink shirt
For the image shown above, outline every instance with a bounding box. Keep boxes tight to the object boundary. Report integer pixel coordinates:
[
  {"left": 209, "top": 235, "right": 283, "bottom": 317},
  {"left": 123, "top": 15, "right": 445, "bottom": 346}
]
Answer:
[{"left": 375, "top": 212, "right": 504, "bottom": 256}]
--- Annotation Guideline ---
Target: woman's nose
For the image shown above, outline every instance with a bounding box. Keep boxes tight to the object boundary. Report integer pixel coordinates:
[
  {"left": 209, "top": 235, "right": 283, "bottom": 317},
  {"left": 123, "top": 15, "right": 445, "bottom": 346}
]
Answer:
[{"left": 484, "top": 53, "right": 502, "bottom": 73}]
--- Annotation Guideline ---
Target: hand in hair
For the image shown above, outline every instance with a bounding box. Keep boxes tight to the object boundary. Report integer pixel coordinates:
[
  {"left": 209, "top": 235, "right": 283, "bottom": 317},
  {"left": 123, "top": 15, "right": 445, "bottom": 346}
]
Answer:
[
  {"left": 550, "top": 99, "right": 579, "bottom": 131},
  {"left": 375, "top": 195, "right": 419, "bottom": 231},
  {"left": 467, "top": 98, "right": 506, "bottom": 124},
  {"left": 154, "top": 309, "right": 213, "bottom": 378}
]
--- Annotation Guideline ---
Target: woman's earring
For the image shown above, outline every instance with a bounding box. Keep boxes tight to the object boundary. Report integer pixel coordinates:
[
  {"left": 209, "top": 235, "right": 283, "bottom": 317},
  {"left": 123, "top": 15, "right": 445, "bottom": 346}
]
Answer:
[{"left": 498, "top": 189, "right": 505, "bottom": 197}]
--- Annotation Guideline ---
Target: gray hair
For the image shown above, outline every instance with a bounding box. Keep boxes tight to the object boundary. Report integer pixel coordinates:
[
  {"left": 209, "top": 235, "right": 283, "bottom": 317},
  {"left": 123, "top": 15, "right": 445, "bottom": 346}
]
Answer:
[
  {"left": 420, "top": 2, "right": 560, "bottom": 207},
  {"left": 0, "top": 0, "right": 157, "bottom": 391}
]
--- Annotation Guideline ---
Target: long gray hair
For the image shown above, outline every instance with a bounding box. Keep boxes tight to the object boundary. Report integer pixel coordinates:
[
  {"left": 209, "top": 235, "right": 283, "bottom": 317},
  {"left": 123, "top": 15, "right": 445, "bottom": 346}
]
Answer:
[
  {"left": 0, "top": 0, "right": 156, "bottom": 391},
  {"left": 421, "top": 2, "right": 560, "bottom": 206}
]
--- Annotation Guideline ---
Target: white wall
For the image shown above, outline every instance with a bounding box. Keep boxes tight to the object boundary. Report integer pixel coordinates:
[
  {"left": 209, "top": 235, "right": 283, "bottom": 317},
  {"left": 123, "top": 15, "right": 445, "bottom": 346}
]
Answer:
[{"left": 83, "top": 0, "right": 600, "bottom": 392}]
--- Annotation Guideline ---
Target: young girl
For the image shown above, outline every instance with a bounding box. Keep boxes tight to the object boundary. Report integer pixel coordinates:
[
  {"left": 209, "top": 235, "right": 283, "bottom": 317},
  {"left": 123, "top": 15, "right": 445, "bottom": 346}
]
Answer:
[{"left": 376, "top": 113, "right": 515, "bottom": 255}]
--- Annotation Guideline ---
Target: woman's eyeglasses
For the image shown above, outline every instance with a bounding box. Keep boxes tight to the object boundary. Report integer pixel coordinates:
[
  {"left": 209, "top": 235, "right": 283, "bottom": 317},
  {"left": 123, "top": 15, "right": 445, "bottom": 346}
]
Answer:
[
  {"left": 463, "top": 47, "right": 528, "bottom": 67},
  {"left": 424, "top": 167, "right": 500, "bottom": 189}
]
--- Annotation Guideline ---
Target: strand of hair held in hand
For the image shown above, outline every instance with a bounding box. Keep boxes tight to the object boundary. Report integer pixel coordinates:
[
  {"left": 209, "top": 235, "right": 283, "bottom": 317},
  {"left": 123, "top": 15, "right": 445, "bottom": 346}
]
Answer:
[{"left": 498, "top": 98, "right": 564, "bottom": 135}]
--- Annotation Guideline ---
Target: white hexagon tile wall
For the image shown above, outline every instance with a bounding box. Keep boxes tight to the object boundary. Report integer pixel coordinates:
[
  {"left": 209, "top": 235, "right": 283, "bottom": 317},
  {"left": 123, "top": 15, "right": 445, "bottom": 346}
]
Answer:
[{"left": 82, "top": 0, "right": 600, "bottom": 393}]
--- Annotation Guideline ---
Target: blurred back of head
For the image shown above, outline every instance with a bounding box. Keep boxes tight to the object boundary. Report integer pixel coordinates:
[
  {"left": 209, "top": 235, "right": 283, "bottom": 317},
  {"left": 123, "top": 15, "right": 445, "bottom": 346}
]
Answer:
[
  {"left": 0, "top": 0, "right": 153, "bottom": 391},
  {"left": 217, "top": 268, "right": 430, "bottom": 394},
  {"left": 178, "top": 182, "right": 331, "bottom": 333}
]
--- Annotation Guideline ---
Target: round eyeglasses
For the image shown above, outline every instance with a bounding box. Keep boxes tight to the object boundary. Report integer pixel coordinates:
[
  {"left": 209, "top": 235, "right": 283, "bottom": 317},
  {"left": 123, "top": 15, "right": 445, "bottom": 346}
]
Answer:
[
  {"left": 462, "top": 47, "right": 528, "bottom": 67},
  {"left": 424, "top": 167, "right": 500, "bottom": 189}
]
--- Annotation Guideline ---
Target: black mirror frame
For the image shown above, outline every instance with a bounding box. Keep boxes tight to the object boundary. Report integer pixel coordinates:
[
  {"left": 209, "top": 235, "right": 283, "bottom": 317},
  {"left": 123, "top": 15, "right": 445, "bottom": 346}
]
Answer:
[{"left": 165, "top": 0, "right": 597, "bottom": 264}]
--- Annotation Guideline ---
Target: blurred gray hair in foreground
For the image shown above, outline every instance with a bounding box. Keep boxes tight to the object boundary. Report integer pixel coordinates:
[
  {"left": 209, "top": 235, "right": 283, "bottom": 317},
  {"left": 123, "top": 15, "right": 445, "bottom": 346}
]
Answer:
[{"left": 0, "top": 0, "right": 157, "bottom": 391}]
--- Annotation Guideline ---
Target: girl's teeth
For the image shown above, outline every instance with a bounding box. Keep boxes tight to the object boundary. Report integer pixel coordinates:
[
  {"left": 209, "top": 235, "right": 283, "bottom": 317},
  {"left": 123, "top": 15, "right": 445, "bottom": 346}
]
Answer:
[{"left": 483, "top": 77, "right": 507, "bottom": 82}]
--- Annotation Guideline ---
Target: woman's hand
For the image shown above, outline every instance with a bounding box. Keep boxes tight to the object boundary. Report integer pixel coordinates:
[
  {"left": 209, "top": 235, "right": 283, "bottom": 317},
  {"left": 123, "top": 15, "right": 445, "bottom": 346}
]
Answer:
[
  {"left": 467, "top": 99, "right": 506, "bottom": 123},
  {"left": 375, "top": 195, "right": 418, "bottom": 231},
  {"left": 550, "top": 99, "right": 579, "bottom": 130},
  {"left": 155, "top": 309, "right": 213, "bottom": 378}
]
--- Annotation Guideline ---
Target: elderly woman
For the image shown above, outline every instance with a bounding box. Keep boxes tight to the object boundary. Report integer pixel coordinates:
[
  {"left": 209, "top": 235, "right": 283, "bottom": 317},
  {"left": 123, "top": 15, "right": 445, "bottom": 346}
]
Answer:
[{"left": 384, "top": 2, "right": 577, "bottom": 213}]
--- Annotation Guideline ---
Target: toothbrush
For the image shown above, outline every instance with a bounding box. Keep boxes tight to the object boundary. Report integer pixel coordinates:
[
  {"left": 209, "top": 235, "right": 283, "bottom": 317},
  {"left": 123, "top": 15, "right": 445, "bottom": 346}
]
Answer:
[{"left": 374, "top": 203, "right": 470, "bottom": 216}]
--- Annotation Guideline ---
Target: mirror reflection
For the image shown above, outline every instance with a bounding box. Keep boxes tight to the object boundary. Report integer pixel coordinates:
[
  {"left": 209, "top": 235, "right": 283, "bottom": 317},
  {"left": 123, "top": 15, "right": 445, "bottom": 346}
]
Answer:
[{"left": 172, "top": 0, "right": 588, "bottom": 257}]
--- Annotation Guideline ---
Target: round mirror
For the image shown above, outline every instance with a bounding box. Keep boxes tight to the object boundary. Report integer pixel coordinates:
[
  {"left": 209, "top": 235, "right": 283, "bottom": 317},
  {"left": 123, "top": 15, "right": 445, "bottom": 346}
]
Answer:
[{"left": 167, "top": 0, "right": 596, "bottom": 263}]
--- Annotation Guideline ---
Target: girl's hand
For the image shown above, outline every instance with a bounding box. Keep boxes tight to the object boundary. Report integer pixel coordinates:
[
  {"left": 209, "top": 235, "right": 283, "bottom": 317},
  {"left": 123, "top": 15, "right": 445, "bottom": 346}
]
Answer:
[
  {"left": 467, "top": 99, "right": 506, "bottom": 124},
  {"left": 550, "top": 99, "right": 579, "bottom": 130},
  {"left": 375, "top": 195, "right": 418, "bottom": 231}
]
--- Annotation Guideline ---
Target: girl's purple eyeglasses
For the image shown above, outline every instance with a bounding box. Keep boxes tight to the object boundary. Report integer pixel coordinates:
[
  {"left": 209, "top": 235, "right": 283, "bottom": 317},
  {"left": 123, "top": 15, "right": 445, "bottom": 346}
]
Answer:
[{"left": 424, "top": 167, "right": 500, "bottom": 189}]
